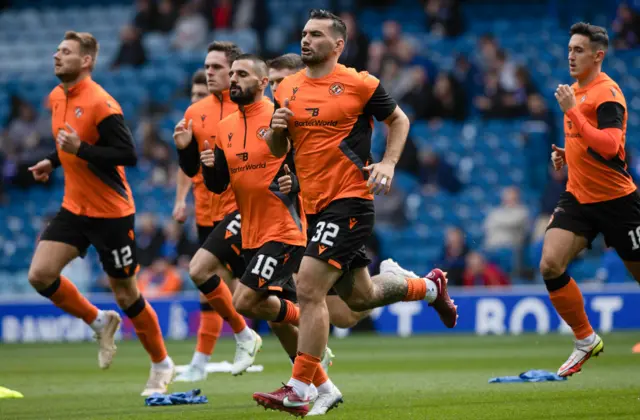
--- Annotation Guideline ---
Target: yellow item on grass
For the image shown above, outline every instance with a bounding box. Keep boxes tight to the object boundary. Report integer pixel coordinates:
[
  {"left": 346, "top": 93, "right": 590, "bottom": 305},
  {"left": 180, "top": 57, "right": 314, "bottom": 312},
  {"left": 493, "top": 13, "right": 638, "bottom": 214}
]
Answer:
[{"left": 0, "top": 386, "right": 23, "bottom": 398}]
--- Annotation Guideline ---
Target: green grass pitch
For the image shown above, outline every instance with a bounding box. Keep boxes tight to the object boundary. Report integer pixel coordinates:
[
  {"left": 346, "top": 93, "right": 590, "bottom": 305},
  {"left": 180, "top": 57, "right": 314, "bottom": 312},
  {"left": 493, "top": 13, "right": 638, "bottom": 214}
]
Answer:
[{"left": 1, "top": 333, "right": 639, "bottom": 419}]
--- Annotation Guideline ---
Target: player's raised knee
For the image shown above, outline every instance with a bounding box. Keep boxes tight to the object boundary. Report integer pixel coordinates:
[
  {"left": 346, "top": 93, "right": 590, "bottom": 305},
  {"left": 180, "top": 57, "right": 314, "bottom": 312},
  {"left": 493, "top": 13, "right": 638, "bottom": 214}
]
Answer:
[
  {"left": 539, "top": 256, "right": 566, "bottom": 281},
  {"left": 27, "top": 266, "right": 58, "bottom": 290},
  {"left": 189, "top": 252, "right": 219, "bottom": 285}
]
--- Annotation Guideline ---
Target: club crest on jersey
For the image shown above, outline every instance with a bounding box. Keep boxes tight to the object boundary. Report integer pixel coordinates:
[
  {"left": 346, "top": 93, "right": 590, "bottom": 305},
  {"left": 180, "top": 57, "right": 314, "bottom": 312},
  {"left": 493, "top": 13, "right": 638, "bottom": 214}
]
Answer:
[
  {"left": 567, "top": 120, "right": 572, "bottom": 129},
  {"left": 256, "top": 126, "right": 269, "bottom": 140},
  {"left": 291, "top": 87, "right": 299, "bottom": 101},
  {"left": 227, "top": 132, "right": 233, "bottom": 148},
  {"left": 329, "top": 82, "right": 345, "bottom": 96},
  {"left": 74, "top": 107, "right": 83, "bottom": 118}
]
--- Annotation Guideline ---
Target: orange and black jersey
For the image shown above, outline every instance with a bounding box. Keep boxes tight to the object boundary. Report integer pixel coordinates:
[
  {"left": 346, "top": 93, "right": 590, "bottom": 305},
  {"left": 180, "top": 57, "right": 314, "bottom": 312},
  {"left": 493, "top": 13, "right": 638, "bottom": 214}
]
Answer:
[
  {"left": 201, "top": 98, "right": 306, "bottom": 250},
  {"left": 177, "top": 91, "right": 238, "bottom": 225},
  {"left": 47, "top": 76, "right": 137, "bottom": 218},
  {"left": 564, "top": 72, "right": 635, "bottom": 203},
  {"left": 273, "top": 64, "right": 397, "bottom": 214}
]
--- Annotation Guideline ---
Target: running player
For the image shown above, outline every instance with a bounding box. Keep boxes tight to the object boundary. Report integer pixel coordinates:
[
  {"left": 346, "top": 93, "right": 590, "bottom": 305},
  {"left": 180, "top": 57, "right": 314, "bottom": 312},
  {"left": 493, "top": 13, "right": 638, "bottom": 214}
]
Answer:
[
  {"left": 268, "top": 53, "right": 372, "bottom": 330},
  {"left": 173, "top": 41, "right": 262, "bottom": 378},
  {"left": 27, "top": 31, "right": 174, "bottom": 396},
  {"left": 172, "top": 69, "right": 229, "bottom": 382},
  {"left": 542, "top": 23, "right": 640, "bottom": 376},
  {"left": 254, "top": 10, "right": 457, "bottom": 415}
]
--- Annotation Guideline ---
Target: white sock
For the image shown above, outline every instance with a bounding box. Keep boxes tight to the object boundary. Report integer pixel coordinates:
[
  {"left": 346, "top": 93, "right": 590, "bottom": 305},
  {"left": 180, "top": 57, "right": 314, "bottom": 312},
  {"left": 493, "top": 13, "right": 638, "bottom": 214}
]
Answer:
[
  {"left": 234, "top": 326, "right": 254, "bottom": 343},
  {"left": 316, "top": 379, "right": 334, "bottom": 394},
  {"left": 152, "top": 356, "right": 174, "bottom": 371},
  {"left": 576, "top": 332, "right": 597, "bottom": 347},
  {"left": 287, "top": 378, "right": 310, "bottom": 399},
  {"left": 424, "top": 279, "right": 438, "bottom": 303},
  {"left": 89, "top": 310, "right": 108, "bottom": 332},
  {"left": 191, "top": 351, "right": 210, "bottom": 369}
]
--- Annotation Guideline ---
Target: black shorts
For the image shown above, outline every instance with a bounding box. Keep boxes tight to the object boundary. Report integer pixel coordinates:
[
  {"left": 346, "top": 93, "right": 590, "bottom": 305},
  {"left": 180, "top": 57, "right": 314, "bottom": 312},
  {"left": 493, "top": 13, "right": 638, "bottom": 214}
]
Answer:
[
  {"left": 196, "top": 224, "right": 215, "bottom": 246},
  {"left": 241, "top": 241, "right": 303, "bottom": 303},
  {"left": 200, "top": 210, "right": 246, "bottom": 278},
  {"left": 40, "top": 208, "right": 138, "bottom": 279},
  {"left": 548, "top": 190, "right": 640, "bottom": 261},
  {"left": 305, "top": 198, "right": 374, "bottom": 274}
]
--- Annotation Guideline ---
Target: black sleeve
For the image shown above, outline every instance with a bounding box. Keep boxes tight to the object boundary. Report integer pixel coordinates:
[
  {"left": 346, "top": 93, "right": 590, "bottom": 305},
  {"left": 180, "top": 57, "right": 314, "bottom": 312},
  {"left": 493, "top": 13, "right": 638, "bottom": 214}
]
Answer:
[
  {"left": 76, "top": 114, "right": 137, "bottom": 166},
  {"left": 46, "top": 149, "right": 61, "bottom": 168},
  {"left": 202, "top": 146, "right": 230, "bottom": 194},
  {"left": 177, "top": 135, "right": 200, "bottom": 177},
  {"left": 597, "top": 101, "right": 625, "bottom": 129},
  {"left": 363, "top": 83, "right": 397, "bottom": 121}
]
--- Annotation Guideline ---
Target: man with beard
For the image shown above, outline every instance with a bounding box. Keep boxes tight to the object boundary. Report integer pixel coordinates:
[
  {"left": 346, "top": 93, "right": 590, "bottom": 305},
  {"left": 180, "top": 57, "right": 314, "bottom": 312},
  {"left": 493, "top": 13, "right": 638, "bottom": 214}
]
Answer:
[
  {"left": 27, "top": 31, "right": 174, "bottom": 396},
  {"left": 199, "top": 56, "right": 331, "bottom": 415},
  {"left": 254, "top": 10, "right": 458, "bottom": 415},
  {"left": 173, "top": 41, "right": 264, "bottom": 378}
]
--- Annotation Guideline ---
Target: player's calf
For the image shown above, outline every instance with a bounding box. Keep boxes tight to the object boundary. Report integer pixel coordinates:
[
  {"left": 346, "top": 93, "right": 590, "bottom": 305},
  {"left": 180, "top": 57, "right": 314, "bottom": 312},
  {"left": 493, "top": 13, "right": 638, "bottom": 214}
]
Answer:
[
  {"left": 326, "top": 296, "right": 370, "bottom": 329},
  {"left": 189, "top": 249, "right": 224, "bottom": 286}
]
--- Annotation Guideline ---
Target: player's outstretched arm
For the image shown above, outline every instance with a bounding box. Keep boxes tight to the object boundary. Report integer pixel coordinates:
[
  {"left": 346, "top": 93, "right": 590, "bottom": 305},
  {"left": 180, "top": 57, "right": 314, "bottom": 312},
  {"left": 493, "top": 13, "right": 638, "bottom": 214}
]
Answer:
[
  {"left": 266, "top": 98, "right": 293, "bottom": 158},
  {"left": 200, "top": 140, "right": 230, "bottom": 194}
]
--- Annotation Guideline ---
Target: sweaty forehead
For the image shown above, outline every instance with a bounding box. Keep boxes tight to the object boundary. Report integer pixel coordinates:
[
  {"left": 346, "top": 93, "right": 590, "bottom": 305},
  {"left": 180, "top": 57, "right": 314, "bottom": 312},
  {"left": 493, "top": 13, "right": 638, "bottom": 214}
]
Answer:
[
  {"left": 569, "top": 34, "right": 590, "bottom": 49},
  {"left": 58, "top": 39, "right": 80, "bottom": 53},
  {"left": 304, "top": 19, "right": 332, "bottom": 35},
  {"left": 205, "top": 51, "right": 229, "bottom": 67}
]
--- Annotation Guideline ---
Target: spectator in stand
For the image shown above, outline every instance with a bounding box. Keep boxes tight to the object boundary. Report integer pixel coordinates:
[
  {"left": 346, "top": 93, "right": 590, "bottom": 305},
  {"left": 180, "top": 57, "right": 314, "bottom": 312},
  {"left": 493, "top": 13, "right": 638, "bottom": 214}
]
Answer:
[
  {"left": 439, "top": 226, "right": 469, "bottom": 286},
  {"left": 483, "top": 186, "right": 530, "bottom": 250},
  {"left": 452, "top": 54, "right": 482, "bottom": 102},
  {"left": 613, "top": 3, "right": 640, "bottom": 50},
  {"left": 494, "top": 49, "right": 517, "bottom": 92},
  {"left": 155, "top": 0, "right": 178, "bottom": 33},
  {"left": 422, "top": 0, "right": 463, "bottom": 37},
  {"left": 160, "top": 221, "right": 195, "bottom": 266},
  {"left": 463, "top": 251, "right": 510, "bottom": 287},
  {"left": 136, "top": 213, "right": 165, "bottom": 268},
  {"left": 112, "top": 25, "right": 147, "bottom": 69},
  {"left": 417, "top": 72, "right": 467, "bottom": 121},
  {"left": 137, "top": 258, "right": 183, "bottom": 297},
  {"left": 339, "top": 11, "right": 370, "bottom": 71},
  {"left": 531, "top": 165, "right": 567, "bottom": 243},
  {"left": 133, "top": 0, "right": 154, "bottom": 33},
  {"left": 419, "top": 148, "right": 463, "bottom": 195},
  {"left": 172, "top": 1, "right": 209, "bottom": 51}
]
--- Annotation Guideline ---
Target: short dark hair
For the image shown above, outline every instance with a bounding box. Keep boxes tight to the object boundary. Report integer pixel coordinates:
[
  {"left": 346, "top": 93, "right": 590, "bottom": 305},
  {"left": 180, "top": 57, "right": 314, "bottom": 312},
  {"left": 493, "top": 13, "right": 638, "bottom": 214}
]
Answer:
[
  {"left": 308, "top": 9, "right": 347, "bottom": 42},
  {"left": 207, "top": 41, "right": 243, "bottom": 65},
  {"left": 191, "top": 69, "right": 206, "bottom": 86},
  {"left": 570, "top": 22, "right": 609, "bottom": 51},
  {"left": 267, "top": 53, "right": 305, "bottom": 71},
  {"left": 234, "top": 53, "right": 268, "bottom": 78}
]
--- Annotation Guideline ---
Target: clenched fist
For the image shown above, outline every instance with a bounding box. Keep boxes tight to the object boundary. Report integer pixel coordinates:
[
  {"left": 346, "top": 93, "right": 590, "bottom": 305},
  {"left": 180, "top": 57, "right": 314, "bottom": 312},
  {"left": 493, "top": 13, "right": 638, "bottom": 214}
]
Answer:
[{"left": 270, "top": 98, "right": 293, "bottom": 133}]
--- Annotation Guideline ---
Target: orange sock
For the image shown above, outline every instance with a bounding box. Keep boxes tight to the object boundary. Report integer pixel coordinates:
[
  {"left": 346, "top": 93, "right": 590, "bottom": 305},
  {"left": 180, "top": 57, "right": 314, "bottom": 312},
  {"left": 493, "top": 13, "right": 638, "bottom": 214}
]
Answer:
[
  {"left": 312, "top": 364, "right": 329, "bottom": 387},
  {"left": 292, "top": 352, "right": 320, "bottom": 385},
  {"left": 125, "top": 297, "right": 168, "bottom": 363},
  {"left": 549, "top": 278, "right": 594, "bottom": 340},
  {"left": 283, "top": 300, "right": 299, "bottom": 326},
  {"left": 200, "top": 276, "right": 247, "bottom": 334},
  {"left": 39, "top": 276, "right": 98, "bottom": 324},
  {"left": 403, "top": 278, "right": 427, "bottom": 301},
  {"left": 196, "top": 304, "right": 223, "bottom": 356}
]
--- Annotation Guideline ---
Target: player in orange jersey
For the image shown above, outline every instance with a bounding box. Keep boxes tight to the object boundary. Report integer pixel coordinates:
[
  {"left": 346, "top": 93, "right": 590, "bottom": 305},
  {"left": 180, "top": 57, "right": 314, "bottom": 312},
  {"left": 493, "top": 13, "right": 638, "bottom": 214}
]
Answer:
[
  {"left": 172, "top": 68, "right": 229, "bottom": 382},
  {"left": 268, "top": 53, "right": 372, "bottom": 329},
  {"left": 27, "top": 31, "right": 174, "bottom": 396},
  {"left": 542, "top": 23, "right": 640, "bottom": 376},
  {"left": 173, "top": 42, "right": 264, "bottom": 378},
  {"left": 254, "top": 10, "right": 457, "bottom": 415}
]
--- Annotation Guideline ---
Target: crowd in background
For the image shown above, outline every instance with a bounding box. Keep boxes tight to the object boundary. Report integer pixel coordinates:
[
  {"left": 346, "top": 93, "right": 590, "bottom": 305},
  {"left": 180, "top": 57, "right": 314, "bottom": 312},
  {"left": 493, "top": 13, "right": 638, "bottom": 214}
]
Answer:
[{"left": 1, "top": 0, "right": 640, "bottom": 294}]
